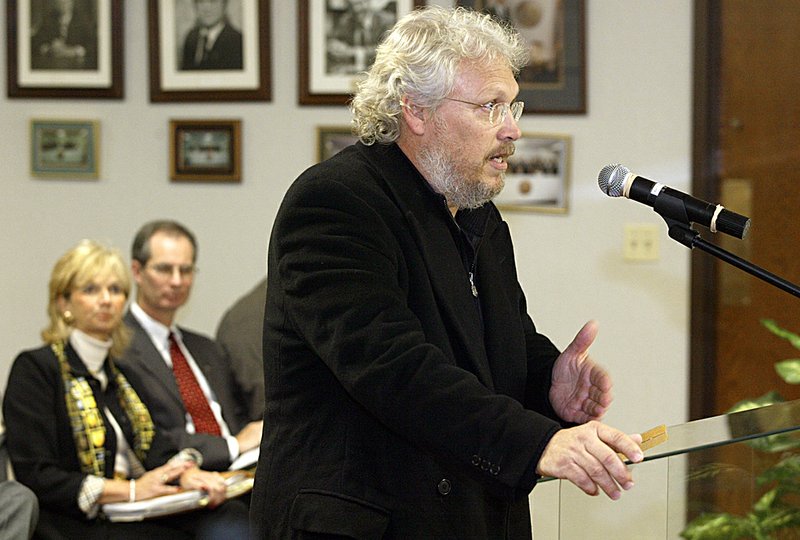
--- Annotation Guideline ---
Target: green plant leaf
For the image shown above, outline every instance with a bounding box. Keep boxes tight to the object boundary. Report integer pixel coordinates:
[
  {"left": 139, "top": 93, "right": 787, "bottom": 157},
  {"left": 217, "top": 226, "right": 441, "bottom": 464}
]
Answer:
[
  {"left": 752, "top": 488, "right": 779, "bottom": 514},
  {"left": 680, "top": 513, "right": 754, "bottom": 539},
  {"left": 775, "top": 360, "right": 800, "bottom": 384},
  {"left": 758, "top": 455, "right": 800, "bottom": 485},
  {"left": 758, "top": 507, "right": 800, "bottom": 533},
  {"left": 761, "top": 319, "right": 800, "bottom": 350},
  {"left": 728, "top": 391, "right": 785, "bottom": 414}
]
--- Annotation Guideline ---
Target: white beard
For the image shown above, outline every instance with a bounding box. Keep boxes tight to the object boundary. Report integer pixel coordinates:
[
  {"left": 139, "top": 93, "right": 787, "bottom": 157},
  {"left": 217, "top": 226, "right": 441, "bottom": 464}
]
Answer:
[{"left": 418, "top": 143, "right": 506, "bottom": 211}]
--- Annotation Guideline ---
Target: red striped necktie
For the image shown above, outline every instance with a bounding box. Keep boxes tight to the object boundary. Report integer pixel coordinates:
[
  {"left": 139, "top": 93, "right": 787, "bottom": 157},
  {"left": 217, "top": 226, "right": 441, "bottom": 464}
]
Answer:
[{"left": 168, "top": 333, "right": 221, "bottom": 436}]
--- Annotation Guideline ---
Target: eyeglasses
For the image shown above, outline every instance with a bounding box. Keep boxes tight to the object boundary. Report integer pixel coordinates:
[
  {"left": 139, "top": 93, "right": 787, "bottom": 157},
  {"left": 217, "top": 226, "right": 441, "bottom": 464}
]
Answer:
[
  {"left": 443, "top": 97, "right": 525, "bottom": 126},
  {"left": 146, "top": 263, "right": 197, "bottom": 278}
]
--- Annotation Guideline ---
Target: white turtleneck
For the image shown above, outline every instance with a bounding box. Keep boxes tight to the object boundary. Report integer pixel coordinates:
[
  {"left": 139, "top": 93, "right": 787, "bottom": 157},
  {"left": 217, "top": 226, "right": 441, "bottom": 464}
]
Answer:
[{"left": 69, "top": 329, "right": 111, "bottom": 389}]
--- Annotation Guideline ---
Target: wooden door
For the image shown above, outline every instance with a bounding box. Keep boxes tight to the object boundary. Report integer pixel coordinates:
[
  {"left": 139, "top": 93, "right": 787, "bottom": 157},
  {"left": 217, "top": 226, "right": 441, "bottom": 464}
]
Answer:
[
  {"left": 692, "top": 0, "right": 800, "bottom": 421},
  {"left": 690, "top": 0, "right": 800, "bottom": 524}
]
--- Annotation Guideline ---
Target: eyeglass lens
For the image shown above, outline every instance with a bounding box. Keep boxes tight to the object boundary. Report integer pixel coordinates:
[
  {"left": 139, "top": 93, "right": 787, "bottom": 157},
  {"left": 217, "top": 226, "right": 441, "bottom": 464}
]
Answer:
[
  {"left": 149, "top": 263, "right": 196, "bottom": 277},
  {"left": 489, "top": 102, "right": 525, "bottom": 125}
]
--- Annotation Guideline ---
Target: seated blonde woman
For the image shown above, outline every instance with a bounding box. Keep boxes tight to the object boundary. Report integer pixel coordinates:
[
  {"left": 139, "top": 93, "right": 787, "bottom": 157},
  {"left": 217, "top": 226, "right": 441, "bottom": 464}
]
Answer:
[{"left": 3, "top": 240, "right": 249, "bottom": 539}]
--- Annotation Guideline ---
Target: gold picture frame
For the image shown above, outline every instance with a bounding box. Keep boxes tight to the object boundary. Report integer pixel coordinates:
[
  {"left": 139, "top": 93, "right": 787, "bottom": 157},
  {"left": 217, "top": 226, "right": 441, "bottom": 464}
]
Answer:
[
  {"left": 169, "top": 119, "right": 241, "bottom": 182},
  {"left": 494, "top": 132, "right": 571, "bottom": 213},
  {"left": 30, "top": 119, "right": 100, "bottom": 178}
]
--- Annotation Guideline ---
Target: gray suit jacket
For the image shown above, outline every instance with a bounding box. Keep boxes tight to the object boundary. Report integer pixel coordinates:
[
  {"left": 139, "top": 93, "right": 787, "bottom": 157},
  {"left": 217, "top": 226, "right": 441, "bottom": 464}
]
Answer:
[
  {"left": 118, "top": 312, "right": 249, "bottom": 470},
  {"left": 215, "top": 277, "right": 267, "bottom": 422}
]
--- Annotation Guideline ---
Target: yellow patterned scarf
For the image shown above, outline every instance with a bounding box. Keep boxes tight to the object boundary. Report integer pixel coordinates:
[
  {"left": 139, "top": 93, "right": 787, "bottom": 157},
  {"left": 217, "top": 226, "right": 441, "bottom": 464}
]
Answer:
[{"left": 52, "top": 341, "right": 155, "bottom": 477}]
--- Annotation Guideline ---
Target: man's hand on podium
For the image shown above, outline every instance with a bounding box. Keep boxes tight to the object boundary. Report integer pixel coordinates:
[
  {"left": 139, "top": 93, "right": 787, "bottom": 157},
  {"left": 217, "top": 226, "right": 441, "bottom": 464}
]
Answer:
[{"left": 536, "top": 422, "right": 644, "bottom": 500}]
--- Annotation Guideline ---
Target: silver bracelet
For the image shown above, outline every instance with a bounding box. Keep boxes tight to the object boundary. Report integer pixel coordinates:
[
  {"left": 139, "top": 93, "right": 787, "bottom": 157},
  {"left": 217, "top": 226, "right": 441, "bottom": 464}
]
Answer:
[{"left": 129, "top": 479, "right": 136, "bottom": 502}]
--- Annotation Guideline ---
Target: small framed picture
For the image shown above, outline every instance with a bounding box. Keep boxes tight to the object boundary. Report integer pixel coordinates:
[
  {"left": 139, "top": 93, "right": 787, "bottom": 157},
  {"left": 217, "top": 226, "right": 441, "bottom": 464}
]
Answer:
[
  {"left": 30, "top": 119, "right": 100, "bottom": 178},
  {"left": 457, "top": 0, "right": 586, "bottom": 114},
  {"left": 299, "top": 0, "right": 424, "bottom": 105},
  {"left": 149, "top": 0, "right": 271, "bottom": 102},
  {"left": 169, "top": 119, "right": 241, "bottom": 182},
  {"left": 317, "top": 125, "right": 358, "bottom": 162},
  {"left": 7, "top": 0, "right": 123, "bottom": 99},
  {"left": 493, "top": 132, "right": 570, "bottom": 213}
]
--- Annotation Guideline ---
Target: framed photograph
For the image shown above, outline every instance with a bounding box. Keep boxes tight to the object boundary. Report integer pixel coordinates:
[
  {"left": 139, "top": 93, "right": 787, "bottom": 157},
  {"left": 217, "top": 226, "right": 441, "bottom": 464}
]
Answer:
[
  {"left": 149, "top": 0, "right": 271, "bottom": 102},
  {"left": 493, "top": 132, "right": 570, "bottom": 213},
  {"left": 317, "top": 125, "right": 358, "bottom": 162},
  {"left": 31, "top": 119, "right": 100, "bottom": 178},
  {"left": 169, "top": 119, "right": 241, "bottom": 182},
  {"left": 7, "top": 0, "right": 123, "bottom": 98},
  {"left": 299, "top": 0, "right": 424, "bottom": 105},
  {"left": 457, "top": 0, "right": 586, "bottom": 114}
]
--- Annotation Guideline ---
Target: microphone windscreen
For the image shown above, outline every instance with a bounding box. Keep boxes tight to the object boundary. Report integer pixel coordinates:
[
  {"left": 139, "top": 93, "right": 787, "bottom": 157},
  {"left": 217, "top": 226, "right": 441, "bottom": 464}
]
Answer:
[{"left": 598, "top": 163, "right": 630, "bottom": 197}]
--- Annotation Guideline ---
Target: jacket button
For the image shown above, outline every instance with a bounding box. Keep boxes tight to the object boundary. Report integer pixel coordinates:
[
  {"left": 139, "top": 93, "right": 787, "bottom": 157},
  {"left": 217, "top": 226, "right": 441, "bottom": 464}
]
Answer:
[
  {"left": 471, "top": 455, "right": 480, "bottom": 466},
  {"left": 490, "top": 464, "right": 500, "bottom": 475},
  {"left": 480, "top": 459, "right": 490, "bottom": 471},
  {"left": 437, "top": 479, "right": 452, "bottom": 496}
]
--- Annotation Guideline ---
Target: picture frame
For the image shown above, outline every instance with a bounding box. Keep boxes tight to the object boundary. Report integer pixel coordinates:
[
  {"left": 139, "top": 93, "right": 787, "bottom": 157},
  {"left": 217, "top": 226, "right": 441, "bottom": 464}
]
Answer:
[
  {"left": 457, "top": 0, "right": 586, "bottom": 114},
  {"left": 493, "top": 132, "right": 570, "bottom": 213},
  {"left": 299, "top": 0, "right": 424, "bottom": 105},
  {"left": 148, "top": 0, "right": 271, "bottom": 102},
  {"left": 169, "top": 119, "right": 241, "bottom": 182},
  {"left": 30, "top": 119, "right": 100, "bottom": 178},
  {"left": 317, "top": 125, "right": 358, "bottom": 162},
  {"left": 7, "top": 0, "right": 123, "bottom": 99}
]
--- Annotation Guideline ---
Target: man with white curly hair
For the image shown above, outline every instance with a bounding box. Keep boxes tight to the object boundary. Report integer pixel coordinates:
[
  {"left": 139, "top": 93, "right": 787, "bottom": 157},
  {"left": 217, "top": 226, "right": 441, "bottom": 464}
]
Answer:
[{"left": 251, "top": 6, "right": 643, "bottom": 538}]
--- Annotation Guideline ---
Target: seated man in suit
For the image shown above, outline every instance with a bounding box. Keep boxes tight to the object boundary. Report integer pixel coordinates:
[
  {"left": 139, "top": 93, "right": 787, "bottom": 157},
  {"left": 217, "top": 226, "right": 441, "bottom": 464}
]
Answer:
[{"left": 118, "top": 220, "right": 262, "bottom": 471}]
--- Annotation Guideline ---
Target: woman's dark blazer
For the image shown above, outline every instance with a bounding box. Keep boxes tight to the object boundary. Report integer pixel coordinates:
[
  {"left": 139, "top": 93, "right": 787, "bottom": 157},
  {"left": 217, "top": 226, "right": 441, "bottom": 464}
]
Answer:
[
  {"left": 3, "top": 343, "right": 175, "bottom": 519},
  {"left": 251, "top": 142, "right": 567, "bottom": 539}
]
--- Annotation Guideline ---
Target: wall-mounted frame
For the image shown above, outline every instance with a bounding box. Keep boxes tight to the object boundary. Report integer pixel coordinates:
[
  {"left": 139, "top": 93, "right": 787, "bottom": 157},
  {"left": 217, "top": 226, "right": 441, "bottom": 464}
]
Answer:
[
  {"left": 169, "top": 119, "right": 241, "bottom": 182},
  {"left": 317, "top": 125, "right": 358, "bottom": 162},
  {"left": 457, "top": 0, "right": 586, "bottom": 114},
  {"left": 149, "top": 0, "right": 271, "bottom": 102},
  {"left": 7, "top": 0, "right": 123, "bottom": 99},
  {"left": 493, "top": 132, "right": 570, "bottom": 213},
  {"left": 299, "top": 0, "right": 424, "bottom": 105},
  {"left": 31, "top": 119, "right": 100, "bottom": 178}
]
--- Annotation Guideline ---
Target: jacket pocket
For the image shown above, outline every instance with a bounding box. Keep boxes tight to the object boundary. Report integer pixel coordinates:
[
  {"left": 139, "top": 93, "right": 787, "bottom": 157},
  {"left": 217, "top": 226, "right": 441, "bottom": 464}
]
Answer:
[{"left": 290, "top": 489, "right": 390, "bottom": 540}]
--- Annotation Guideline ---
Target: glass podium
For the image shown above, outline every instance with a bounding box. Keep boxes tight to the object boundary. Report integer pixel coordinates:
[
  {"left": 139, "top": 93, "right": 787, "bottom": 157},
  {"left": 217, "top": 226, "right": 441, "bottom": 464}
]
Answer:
[{"left": 530, "top": 399, "right": 800, "bottom": 539}]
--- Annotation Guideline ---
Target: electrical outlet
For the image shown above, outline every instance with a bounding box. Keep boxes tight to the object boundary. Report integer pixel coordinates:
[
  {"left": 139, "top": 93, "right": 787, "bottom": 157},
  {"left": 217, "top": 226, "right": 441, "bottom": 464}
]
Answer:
[{"left": 623, "top": 224, "right": 660, "bottom": 261}]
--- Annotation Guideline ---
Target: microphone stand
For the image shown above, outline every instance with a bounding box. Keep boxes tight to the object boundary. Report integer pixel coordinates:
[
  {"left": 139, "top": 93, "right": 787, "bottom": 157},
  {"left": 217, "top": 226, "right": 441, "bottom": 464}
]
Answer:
[{"left": 659, "top": 216, "right": 800, "bottom": 300}]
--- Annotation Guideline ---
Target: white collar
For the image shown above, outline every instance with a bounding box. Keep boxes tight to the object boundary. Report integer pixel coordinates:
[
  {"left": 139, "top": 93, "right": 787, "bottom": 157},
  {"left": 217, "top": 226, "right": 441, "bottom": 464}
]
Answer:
[
  {"left": 200, "top": 20, "right": 226, "bottom": 46},
  {"left": 130, "top": 302, "right": 181, "bottom": 351}
]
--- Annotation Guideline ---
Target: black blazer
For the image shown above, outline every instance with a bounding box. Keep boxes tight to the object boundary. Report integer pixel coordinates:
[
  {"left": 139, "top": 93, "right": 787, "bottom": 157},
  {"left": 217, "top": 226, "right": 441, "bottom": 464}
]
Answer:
[
  {"left": 251, "top": 142, "right": 565, "bottom": 539},
  {"left": 181, "top": 22, "right": 243, "bottom": 70},
  {"left": 3, "top": 344, "right": 175, "bottom": 519},
  {"left": 117, "top": 313, "right": 249, "bottom": 470}
]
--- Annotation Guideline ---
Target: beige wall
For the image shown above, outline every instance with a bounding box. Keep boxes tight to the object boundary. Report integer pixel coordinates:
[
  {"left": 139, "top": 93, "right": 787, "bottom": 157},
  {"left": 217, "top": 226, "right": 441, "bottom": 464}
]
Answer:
[{"left": 0, "top": 0, "right": 692, "bottom": 490}]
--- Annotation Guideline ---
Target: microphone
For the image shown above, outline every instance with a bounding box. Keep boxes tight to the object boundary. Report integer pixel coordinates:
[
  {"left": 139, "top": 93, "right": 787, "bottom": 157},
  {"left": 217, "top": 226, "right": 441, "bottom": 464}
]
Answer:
[{"left": 598, "top": 163, "right": 751, "bottom": 239}]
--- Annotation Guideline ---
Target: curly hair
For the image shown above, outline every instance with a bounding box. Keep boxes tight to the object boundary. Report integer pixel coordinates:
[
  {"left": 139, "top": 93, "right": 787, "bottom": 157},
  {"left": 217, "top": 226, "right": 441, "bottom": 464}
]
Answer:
[{"left": 350, "top": 6, "right": 529, "bottom": 146}]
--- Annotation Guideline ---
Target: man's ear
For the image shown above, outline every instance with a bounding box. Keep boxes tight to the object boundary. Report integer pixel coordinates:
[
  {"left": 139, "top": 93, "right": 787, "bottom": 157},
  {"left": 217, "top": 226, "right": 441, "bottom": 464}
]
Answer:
[
  {"left": 131, "top": 260, "right": 144, "bottom": 284},
  {"left": 401, "top": 96, "right": 427, "bottom": 136}
]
